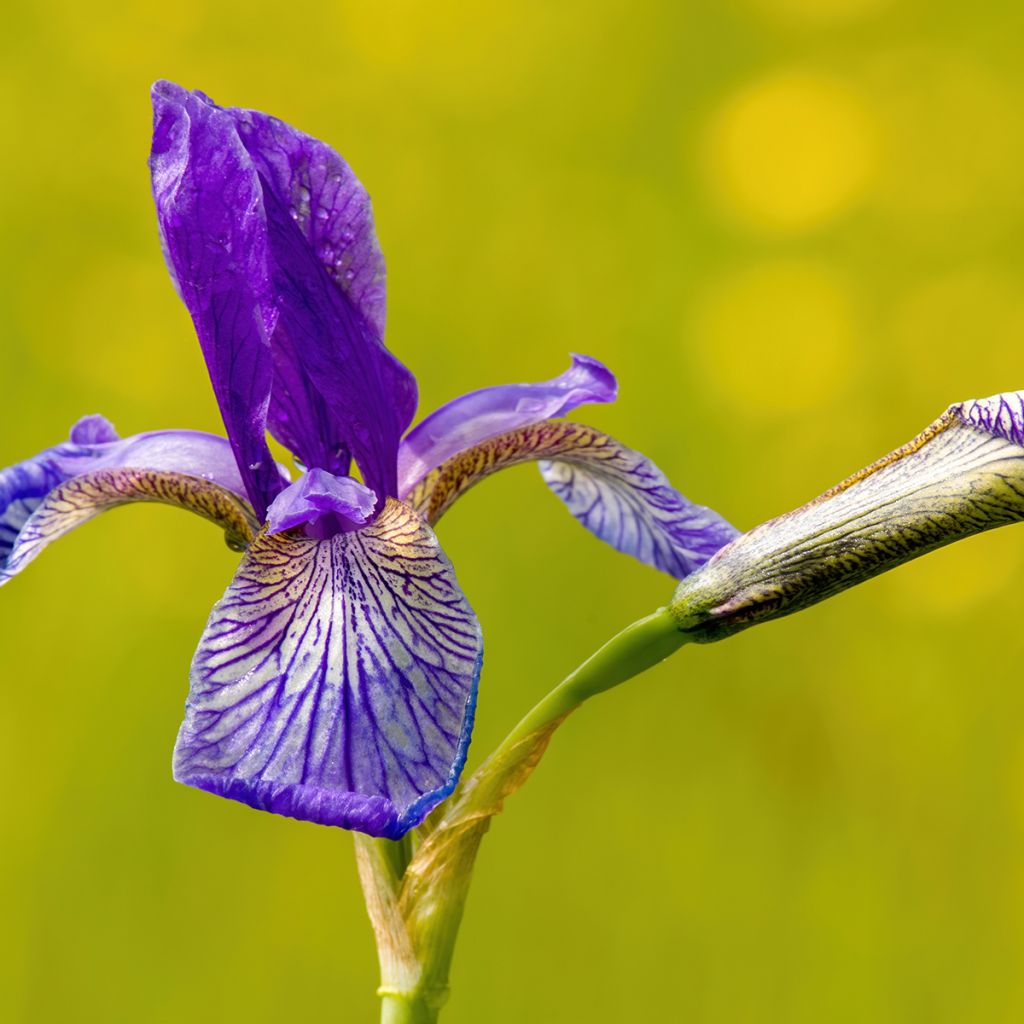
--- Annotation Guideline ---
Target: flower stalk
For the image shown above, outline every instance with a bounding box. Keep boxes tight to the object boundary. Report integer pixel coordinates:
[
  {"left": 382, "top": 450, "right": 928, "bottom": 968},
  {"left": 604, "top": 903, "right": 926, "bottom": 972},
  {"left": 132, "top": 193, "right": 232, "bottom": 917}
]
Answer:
[{"left": 357, "top": 608, "right": 689, "bottom": 1022}]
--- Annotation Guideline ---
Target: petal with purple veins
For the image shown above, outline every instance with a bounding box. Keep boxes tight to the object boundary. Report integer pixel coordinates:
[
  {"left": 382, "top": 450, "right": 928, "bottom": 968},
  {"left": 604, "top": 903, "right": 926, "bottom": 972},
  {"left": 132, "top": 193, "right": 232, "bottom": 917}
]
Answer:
[
  {"left": 397, "top": 354, "right": 617, "bottom": 497},
  {"left": 173, "top": 498, "right": 482, "bottom": 839},
  {"left": 1, "top": 418, "right": 263, "bottom": 583},
  {"left": 405, "top": 420, "right": 739, "bottom": 579}
]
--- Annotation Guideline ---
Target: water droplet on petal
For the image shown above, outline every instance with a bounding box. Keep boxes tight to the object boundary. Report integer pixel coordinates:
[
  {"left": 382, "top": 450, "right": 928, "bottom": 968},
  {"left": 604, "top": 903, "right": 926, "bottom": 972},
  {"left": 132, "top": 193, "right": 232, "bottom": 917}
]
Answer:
[{"left": 343, "top": 268, "right": 356, "bottom": 281}]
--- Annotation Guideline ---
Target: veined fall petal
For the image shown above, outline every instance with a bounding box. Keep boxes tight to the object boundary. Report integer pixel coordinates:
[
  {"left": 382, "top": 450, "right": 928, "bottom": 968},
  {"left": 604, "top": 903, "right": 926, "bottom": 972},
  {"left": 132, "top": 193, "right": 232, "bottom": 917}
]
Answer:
[
  {"left": 174, "top": 499, "right": 482, "bottom": 839},
  {"left": 406, "top": 419, "right": 739, "bottom": 579},
  {"left": 671, "top": 390, "right": 1024, "bottom": 641},
  {"left": 396, "top": 354, "right": 617, "bottom": 496},
  {"left": 1, "top": 418, "right": 264, "bottom": 583}
]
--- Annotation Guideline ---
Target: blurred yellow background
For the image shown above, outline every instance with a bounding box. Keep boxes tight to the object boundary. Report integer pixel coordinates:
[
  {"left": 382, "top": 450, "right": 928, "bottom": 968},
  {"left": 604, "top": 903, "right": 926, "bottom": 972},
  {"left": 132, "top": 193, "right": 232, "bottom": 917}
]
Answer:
[{"left": 2, "top": 1, "right": 1023, "bottom": 1021}]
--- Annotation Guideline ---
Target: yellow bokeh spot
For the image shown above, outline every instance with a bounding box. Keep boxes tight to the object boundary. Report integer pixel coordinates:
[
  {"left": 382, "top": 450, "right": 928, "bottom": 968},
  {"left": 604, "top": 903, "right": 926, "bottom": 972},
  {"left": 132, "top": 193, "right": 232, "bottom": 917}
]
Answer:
[
  {"left": 691, "top": 261, "right": 857, "bottom": 416},
  {"left": 703, "top": 71, "right": 877, "bottom": 232}
]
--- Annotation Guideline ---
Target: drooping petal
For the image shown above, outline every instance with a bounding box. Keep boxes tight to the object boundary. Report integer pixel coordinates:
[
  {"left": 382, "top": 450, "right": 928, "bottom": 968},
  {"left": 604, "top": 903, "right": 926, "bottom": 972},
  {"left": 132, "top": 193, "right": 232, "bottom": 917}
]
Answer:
[
  {"left": 266, "top": 469, "right": 377, "bottom": 536},
  {"left": 149, "top": 81, "right": 282, "bottom": 518},
  {"left": 1, "top": 418, "right": 262, "bottom": 584},
  {"left": 3, "top": 469, "right": 259, "bottom": 584},
  {"left": 225, "top": 101, "right": 417, "bottom": 493},
  {"left": 396, "top": 354, "right": 617, "bottom": 496},
  {"left": 174, "top": 499, "right": 482, "bottom": 839},
  {"left": 405, "top": 420, "right": 740, "bottom": 579},
  {"left": 671, "top": 390, "right": 1024, "bottom": 642}
]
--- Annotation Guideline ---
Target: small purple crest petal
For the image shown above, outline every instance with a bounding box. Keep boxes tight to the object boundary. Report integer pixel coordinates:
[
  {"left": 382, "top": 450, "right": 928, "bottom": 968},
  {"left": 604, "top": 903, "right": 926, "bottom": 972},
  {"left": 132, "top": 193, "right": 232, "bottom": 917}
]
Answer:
[{"left": 266, "top": 469, "right": 377, "bottom": 535}]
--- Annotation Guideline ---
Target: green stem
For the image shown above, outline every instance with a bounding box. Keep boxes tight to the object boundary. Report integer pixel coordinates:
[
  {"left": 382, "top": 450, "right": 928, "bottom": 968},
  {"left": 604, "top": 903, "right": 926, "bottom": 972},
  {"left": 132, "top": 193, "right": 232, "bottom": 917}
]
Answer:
[
  {"left": 380, "top": 993, "right": 439, "bottom": 1024},
  {"left": 495, "top": 606, "right": 687, "bottom": 755}
]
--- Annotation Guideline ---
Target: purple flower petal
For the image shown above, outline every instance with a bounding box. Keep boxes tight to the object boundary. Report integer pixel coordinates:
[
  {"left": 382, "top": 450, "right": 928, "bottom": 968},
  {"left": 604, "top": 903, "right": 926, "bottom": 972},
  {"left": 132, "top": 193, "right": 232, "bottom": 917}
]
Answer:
[
  {"left": 1, "top": 417, "right": 262, "bottom": 583},
  {"left": 149, "top": 82, "right": 282, "bottom": 519},
  {"left": 405, "top": 420, "right": 739, "bottom": 579},
  {"left": 224, "top": 101, "right": 393, "bottom": 478},
  {"left": 266, "top": 469, "right": 377, "bottom": 536},
  {"left": 228, "top": 104, "right": 416, "bottom": 496},
  {"left": 951, "top": 391, "right": 1024, "bottom": 446},
  {"left": 151, "top": 82, "right": 417, "bottom": 499},
  {"left": 174, "top": 499, "right": 482, "bottom": 839},
  {"left": 396, "top": 354, "right": 616, "bottom": 497}
]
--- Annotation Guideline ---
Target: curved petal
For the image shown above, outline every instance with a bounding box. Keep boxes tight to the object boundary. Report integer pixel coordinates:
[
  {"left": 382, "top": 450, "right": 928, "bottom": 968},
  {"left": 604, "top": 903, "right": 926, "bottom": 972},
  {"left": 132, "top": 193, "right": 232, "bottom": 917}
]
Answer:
[
  {"left": 266, "top": 469, "right": 377, "bottom": 536},
  {"left": 405, "top": 420, "right": 740, "bottom": 579},
  {"left": 173, "top": 499, "right": 482, "bottom": 839},
  {"left": 1, "top": 417, "right": 261, "bottom": 584},
  {"left": 225, "top": 101, "right": 416, "bottom": 493},
  {"left": 149, "top": 82, "right": 282, "bottom": 518},
  {"left": 397, "top": 354, "right": 616, "bottom": 497}
]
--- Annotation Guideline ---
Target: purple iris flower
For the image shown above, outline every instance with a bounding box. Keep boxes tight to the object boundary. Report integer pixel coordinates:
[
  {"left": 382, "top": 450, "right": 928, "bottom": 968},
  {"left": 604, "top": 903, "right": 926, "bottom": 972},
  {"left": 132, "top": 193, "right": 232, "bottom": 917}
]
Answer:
[{"left": 0, "top": 82, "right": 740, "bottom": 839}]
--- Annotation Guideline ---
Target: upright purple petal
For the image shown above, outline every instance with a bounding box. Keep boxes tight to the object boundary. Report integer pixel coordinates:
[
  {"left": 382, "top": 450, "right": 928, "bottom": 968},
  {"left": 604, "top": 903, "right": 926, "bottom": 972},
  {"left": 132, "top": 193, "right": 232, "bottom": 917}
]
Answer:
[
  {"left": 397, "top": 355, "right": 617, "bottom": 496},
  {"left": 225, "top": 102, "right": 417, "bottom": 494},
  {"left": 405, "top": 420, "right": 739, "bottom": 579},
  {"left": 174, "top": 499, "right": 482, "bottom": 839},
  {"left": 149, "top": 82, "right": 282, "bottom": 519},
  {"left": 1, "top": 417, "right": 263, "bottom": 583},
  {"left": 265, "top": 469, "right": 377, "bottom": 536}
]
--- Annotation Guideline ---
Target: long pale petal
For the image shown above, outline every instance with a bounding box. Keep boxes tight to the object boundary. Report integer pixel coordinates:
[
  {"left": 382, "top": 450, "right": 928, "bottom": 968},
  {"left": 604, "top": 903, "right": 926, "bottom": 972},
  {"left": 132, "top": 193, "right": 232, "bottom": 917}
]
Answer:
[
  {"left": 405, "top": 420, "right": 739, "bottom": 579},
  {"left": 174, "top": 499, "right": 482, "bottom": 839},
  {"left": 671, "top": 390, "right": 1024, "bottom": 641}
]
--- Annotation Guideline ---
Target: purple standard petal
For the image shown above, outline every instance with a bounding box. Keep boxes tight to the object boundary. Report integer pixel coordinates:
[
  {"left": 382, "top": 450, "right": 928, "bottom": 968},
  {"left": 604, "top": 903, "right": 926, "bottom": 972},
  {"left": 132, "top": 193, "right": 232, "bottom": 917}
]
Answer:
[
  {"left": 405, "top": 420, "right": 740, "bottom": 579},
  {"left": 174, "top": 499, "right": 482, "bottom": 839},
  {"left": 224, "top": 100, "right": 416, "bottom": 494},
  {"left": 396, "top": 354, "right": 617, "bottom": 497},
  {"left": 1, "top": 417, "right": 261, "bottom": 583},
  {"left": 149, "top": 82, "right": 283, "bottom": 519},
  {"left": 266, "top": 469, "right": 377, "bottom": 536}
]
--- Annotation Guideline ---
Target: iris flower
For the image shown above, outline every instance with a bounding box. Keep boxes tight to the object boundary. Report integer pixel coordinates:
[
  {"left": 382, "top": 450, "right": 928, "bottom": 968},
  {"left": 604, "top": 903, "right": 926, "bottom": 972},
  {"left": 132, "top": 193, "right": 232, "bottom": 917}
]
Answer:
[{"left": 0, "top": 82, "right": 739, "bottom": 839}]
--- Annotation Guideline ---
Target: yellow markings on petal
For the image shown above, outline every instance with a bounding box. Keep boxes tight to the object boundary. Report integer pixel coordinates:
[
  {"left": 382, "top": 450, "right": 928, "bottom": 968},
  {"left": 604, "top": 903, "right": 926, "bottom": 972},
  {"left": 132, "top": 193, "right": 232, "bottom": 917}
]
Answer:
[
  {"left": 703, "top": 71, "right": 877, "bottom": 233},
  {"left": 691, "top": 261, "right": 858, "bottom": 416}
]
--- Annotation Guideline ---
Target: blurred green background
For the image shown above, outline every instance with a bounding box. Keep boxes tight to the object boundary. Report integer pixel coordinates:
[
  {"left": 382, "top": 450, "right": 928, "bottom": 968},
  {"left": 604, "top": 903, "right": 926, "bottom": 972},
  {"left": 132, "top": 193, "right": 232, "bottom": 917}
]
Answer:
[{"left": 2, "top": 1, "right": 1024, "bottom": 1021}]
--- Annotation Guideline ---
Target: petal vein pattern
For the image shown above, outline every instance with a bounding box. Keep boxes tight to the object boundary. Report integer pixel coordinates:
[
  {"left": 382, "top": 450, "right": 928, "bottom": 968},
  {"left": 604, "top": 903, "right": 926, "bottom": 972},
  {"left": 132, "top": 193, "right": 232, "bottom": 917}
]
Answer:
[
  {"left": 174, "top": 499, "right": 483, "bottom": 839},
  {"left": 2, "top": 468, "right": 259, "bottom": 584},
  {"left": 406, "top": 421, "right": 740, "bottom": 579}
]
